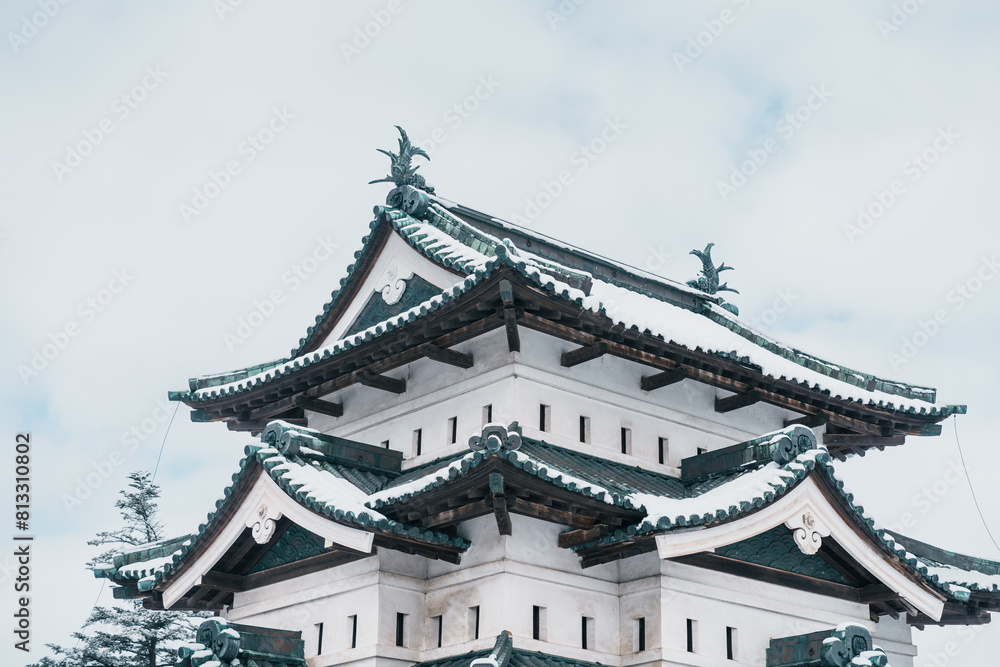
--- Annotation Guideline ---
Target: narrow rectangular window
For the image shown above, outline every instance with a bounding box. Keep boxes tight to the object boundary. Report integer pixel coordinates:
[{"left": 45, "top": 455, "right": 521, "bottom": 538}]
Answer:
[
  {"left": 634, "top": 617, "right": 646, "bottom": 652},
  {"left": 413, "top": 429, "right": 422, "bottom": 457},
  {"left": 316, "top": 622, "right": 324, "bottom": 655},
  {"left": 579, "top": 416, "right": 590, "bottom": 443},
  {"left": 396, "top": 613, "right": 406, "bottom": 647},
  {"left": 581, "top": 617, "right": 594, "bottom": 650},
  {"left": 381, "top": 440, "right": 390, "bottom": 449},
  {"left": 727, "top": 627, "right": 737, "bottom": 660},
  {"left": 483, "top": 404, "right": 493, "bottom": 425},
  {"left": 539, "top": 404, "right": 550, "bottom": 432},
  {"left": 468, "top": 606, "right": 480, "bottom": 640},
  {"left": 447, "top": 417, "right": 458, "bottom": 444},
  {"left": 532, "top": 605, "right": 547, "bottom": 640},
  {"left": 686, "top": 618, "right": 697, "bottom": 653},
  {"left": 621, "top": 427, "right": 631, "bottom": 454},
  {"left": 697, "top": 447, "right": 707, "bottom": 456},
  {"left": 348, "top": 615, "right": 357, "bottom": 649},
  {"left": 432, "top": 615, "right": 443, "bottom": 648},
  {"left": 658, "top": 437, "right": 667, "bottom": 465}
]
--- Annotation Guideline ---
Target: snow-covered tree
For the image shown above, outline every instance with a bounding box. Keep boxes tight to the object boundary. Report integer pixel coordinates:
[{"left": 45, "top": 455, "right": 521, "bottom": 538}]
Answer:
[{"left": 28, "top": 472, "right": 205, "bottom": 667}]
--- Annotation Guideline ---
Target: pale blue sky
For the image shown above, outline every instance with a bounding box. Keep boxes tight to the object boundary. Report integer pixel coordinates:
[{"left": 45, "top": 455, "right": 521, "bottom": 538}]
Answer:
[{"left": 2, "top": 1, "right": 999, "bottom": 664}]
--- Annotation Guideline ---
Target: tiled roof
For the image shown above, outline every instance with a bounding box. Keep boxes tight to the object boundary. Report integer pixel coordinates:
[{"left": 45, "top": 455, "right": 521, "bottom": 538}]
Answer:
[
  {"left": 171, "top": 196, "right": 962, "bottom": 418},
  {"left": 97, "top": 421, "right": 1000, "bottom": 611},
  {"left": 412, "top": 631, "right": 606, "bottom": 667},
  {"left": 95, "top": 437, "right": 468, "bottom": 592}
]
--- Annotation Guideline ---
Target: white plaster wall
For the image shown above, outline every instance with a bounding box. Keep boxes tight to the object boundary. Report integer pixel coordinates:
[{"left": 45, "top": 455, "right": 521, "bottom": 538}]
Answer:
[
  {"left": 223, "top": 513, "right": 916, "bottom": 667},
  {"left": 308, "top": 327, "right": 810, "bottom": 473}
]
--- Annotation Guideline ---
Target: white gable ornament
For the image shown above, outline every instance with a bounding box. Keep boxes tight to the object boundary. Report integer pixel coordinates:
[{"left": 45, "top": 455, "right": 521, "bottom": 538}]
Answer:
[
  {"left": 376, "top": 263, "right": 414, "bottom": 305},
  {"left": 785, "top": 509, "right": 830, "bottom": 555}
]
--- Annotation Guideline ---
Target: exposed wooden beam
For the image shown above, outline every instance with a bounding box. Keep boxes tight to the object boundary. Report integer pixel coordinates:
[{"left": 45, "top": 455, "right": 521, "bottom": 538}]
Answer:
[
  {"left": 557, "top": 525, "right": 609, "bottom": 549},
  {"left": 715, "top": 390, "right": 762, "bottom": 414},
  {"left": 561, "top": 342, "right": 609, "bottom": 368},
  {"left": 824, "top": 434, "right": 906, "bottom": 448},
  {"left": 511, "top": 497, "right": 595, "bottom": 529},
  {"left": 784, "top": 413, "right": 829, "bottom": 428},
  {"left": 421, "top": 499, "right": 490, "bottom": 528},
  {"left": 424, "top": 344, "right": 474, "bottom": 369},
  {"left": 858, "top": 583, "right": 898, "bottom": 603},
  {"left": 294, "top": 396, "right": 344, "bottom": 418},
  {"left": 353, "top": 370, "right": 406, "bottom": 394},
  {"left": 640, "top": 367, "right": 688, "bottom": 392},
  {"left": 674, "top": 553, "right": 860, "bottom": 602},
  {"left": 489, "top": 473, "right": 512, "bottom": 536},
  {"left": 227, "top": 418, "right": 306, "bottom": 432},
  {"left": 499, "top": 279, "right": 520, "bottom": 352},
  {"left": 200, "top": 571, "right": 245, "bottom": 593}
]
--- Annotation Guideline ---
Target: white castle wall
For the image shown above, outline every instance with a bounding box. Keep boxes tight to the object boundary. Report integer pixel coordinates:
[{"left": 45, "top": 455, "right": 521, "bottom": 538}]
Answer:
[
  {"left": 224, "top": 514, "right": 916, "bottom": 667},
  {"left": 309, "top": 327, "right": 807, "bottom": 470}
]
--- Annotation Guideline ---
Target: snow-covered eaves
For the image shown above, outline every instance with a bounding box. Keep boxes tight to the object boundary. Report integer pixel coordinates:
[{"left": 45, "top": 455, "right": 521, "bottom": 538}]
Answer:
[
  {"left": 171, "top": 199, "right": 962, "bottom": 421},
  {"left": 92, "top": 436, "right": 469, "bottom": 595}
]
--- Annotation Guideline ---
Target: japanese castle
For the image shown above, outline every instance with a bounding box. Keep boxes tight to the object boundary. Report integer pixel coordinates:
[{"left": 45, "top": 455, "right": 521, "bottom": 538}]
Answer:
[{"left": 96, "top": 128, "right": 1000, "bottom": 667}]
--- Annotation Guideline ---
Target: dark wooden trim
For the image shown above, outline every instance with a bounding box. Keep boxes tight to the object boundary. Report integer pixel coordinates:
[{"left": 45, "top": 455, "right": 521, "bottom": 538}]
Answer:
[
  {"left": 422, "top": 499, "right": 491, "bottom": 528},
  {"left": 561, "top": 342, "right": 609, "bottom": 368},
  {"left": 641, "top": 367, "right": 688, "bottom": 392},
  {"left": 499, "top": 279, "right": 520, "bottom": 352},
  {"left": 294, "top": 396, "right": 344, "bottom": 418},
  {"left": 824, "top": 434, "right": 906, "bottom": 447},
  {"left": 511, "top": 497, "right": 595, "bottom": 529},
  {"left": 227, "top": 418, "right": 307, "bottom": 431},
  {"left": 243, "top": 549, "right": 369, "bottom": 590},
  {"left": 200, "top": 571, "right": 245, "bottom": 593},
  {"left": 354, "top": 370, "right": 406, "bottom": 394},
  {"left": 557, "top": 525, "right": 610, "bottom": 548},
  {"left": 490, "top": 473, "right": 512, "bottom": 536},
  {"left": 858, "top": 583, "right": 897, "bottom": 603},
  {"left": 674, "top": 552, "right": 861, "bottom": 602},
  {"left": 424, "top": 344, "right": 474, "bottom": 369},
  {"left": 715, "top": 391, "right": 762, "bottom": 414},
  {"left": 784, "top": 413, "right": 829, "bottom": 428}
]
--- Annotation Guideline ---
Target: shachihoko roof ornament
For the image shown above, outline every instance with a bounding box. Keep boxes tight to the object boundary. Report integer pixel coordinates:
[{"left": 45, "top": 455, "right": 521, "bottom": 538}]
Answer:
[
  {"left": 687, "top": 242, "right": 739, "bottom": 315},
  {"left": 369, "top": 125, "right": 436, "bottom": 216}
]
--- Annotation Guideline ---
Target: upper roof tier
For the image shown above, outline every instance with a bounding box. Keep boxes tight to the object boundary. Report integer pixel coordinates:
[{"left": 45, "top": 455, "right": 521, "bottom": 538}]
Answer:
[{"left": 169, "top": 131, "right": 964, "bottom": 455}]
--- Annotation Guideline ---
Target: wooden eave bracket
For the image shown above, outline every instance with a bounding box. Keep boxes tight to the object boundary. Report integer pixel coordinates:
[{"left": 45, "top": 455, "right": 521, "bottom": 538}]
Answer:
[
  {"left": 715, "top": 390, "right": 762, "bottom": 413},
  {"left": 353, "top": 370, "right": 406, "bottom": 394},
  {"left": 489, "top": 472, "right": 512, "bottom": 536},
  {"left": 293, "top": 396, "right": 344, "bottom": 418},
  {"left": 424, "top": 344, "right": 474, "bottom": 369},
  {"left": 499, "top": 279, "right": 520, "bottom": 352},
  {"left": 561, "top": 341, "right": 609, "bottom": 368},
  {"left": 641, "top": 367, "right": 688, "bottom": 392}
]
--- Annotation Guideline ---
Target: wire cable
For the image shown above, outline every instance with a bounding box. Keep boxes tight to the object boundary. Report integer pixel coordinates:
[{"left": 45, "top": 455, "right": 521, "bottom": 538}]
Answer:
[
  {"left": 953, "top": 415, "right": 1000, "bottom": 555},
  {"left": 151, "top": 401, "right": 180, "bottom": 482}
]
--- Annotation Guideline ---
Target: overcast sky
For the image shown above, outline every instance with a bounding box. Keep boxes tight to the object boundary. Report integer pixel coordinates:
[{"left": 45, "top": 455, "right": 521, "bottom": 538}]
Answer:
[{"left": 2, "top": 1, "right": 999, "bottom": 664}]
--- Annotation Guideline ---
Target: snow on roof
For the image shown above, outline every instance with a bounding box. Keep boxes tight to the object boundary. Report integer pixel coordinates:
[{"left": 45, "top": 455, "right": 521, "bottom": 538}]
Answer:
[{"left": 176, "top": 201, "right": 959, "bottom": 417}]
